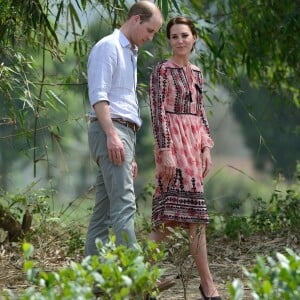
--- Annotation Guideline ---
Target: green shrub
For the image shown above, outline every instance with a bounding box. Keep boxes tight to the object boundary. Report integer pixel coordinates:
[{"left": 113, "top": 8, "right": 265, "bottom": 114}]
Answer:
[
  {"left": 1, "top": 237, "right": 164, "bottom": 300},
  {"left": 0, "top": 186, "right": 53, "bottom": 222},
  {"left": 224, "top": 215, "right": 251, "bottom": 240},
  {"left": 165, "top": 227, "right": 194, "bottom": 300},
  {"left": 229, "top": 248, "right": 300, "bottom": 299},
  {"left": 221, "top": 172, "right": 299, "bottom": 240},
  {"left": 250, "top": 187, "right": 300, "bottom": 234}
]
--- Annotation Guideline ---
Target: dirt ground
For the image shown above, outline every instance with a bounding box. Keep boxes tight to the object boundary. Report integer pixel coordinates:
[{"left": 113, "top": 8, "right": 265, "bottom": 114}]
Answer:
[{"left": 0, "top": 234, "right": 299, "bottom": 300}]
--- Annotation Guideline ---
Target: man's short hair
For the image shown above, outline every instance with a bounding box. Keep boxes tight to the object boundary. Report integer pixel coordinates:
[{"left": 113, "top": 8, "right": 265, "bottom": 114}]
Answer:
[{"left": 127, "top": 1, "right": 155, "bottom": 23}]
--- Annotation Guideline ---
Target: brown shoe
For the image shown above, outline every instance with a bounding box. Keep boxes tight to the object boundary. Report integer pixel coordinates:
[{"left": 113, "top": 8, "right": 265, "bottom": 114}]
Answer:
[{"left": 156, "top": 278, "right": 176, "bottom": 291}]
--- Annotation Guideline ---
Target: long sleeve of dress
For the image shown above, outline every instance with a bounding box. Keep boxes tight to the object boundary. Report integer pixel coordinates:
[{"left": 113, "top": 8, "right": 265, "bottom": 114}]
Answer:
[
  {"left": 199, "top": 96, "right": 214, "bottom": 151},
  {"left": 194, "top": 73, "right": 214, "bottom": 151},
  {"left": 149, "top": 63, "right": 173, "bottom": 152}
]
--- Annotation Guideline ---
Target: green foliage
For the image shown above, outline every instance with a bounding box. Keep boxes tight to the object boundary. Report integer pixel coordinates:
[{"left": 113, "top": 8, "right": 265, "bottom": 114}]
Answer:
[
  {"left": 0, "top": 186, "right": 87, "bottom": 256},
  {"left": 0, "top": 185, "right": 52, "bottom": 222},
  {"left": 250, "top": 187, "right": 300, "bottom": 234},
  {"left": 90, "top": 238, "right": 163, "bottom": 299},
  {"left": 224, "top": 216, "right": 251, "bottom": 240},
  {"left": 217, "top": 164, "right": 300, "bottom": 240},
  {"left": 213, "top": 0, "right": 300, "bottom": 105},
  {"left": 167, "top": 227, "right": 191, "bottom": 270},
  {"left": 165, "top": 226, "right": 197, "bottom": 300},
  {"left": 231, "top": 79, "right": 300, "bottom": 178},
  {"left": 66, "top": 227, "right": 85, "bottom": 256},
  {"left": 229, "top": 249, "right": 300, "bottom": 299},
  {"left": 0, "top": 0, "right": 58, "bottom": 49},
  {"left": 137, "top": 182, "right": 155, "bottom": 204},
  {"left": 222, "top": 183, "right": 300, "bottom": 240},
  {"left": 1, "top": 237, "right": 164, "bottom": 300},
  {"left": 0, "top": 49, "right": 36, "bottom": 115}
]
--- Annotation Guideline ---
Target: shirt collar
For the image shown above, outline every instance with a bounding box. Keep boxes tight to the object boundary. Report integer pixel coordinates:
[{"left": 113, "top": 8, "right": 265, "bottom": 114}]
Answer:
[{"left": 114, "top": 29, "right": 138, "bottom": 54}]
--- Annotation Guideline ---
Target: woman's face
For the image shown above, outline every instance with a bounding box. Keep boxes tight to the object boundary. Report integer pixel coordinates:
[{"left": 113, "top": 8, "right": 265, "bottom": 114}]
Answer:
[{"left": 169, "top": 24, "right": 196, "bottom": 56}]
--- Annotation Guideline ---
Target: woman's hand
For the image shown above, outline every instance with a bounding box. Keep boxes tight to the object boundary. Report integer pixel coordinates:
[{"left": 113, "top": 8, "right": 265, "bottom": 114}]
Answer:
[
  {"left": 201, "top": 147, "right": 212, "bottom": 177},
  {"left": 161, "top": 150, "right": 176, "bottom": 185}
]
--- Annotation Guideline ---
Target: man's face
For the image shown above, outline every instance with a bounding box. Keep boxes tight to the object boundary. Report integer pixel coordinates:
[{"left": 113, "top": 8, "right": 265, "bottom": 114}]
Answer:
[{"left": 131, "top": 14, "right": 162, "bottom": 47}]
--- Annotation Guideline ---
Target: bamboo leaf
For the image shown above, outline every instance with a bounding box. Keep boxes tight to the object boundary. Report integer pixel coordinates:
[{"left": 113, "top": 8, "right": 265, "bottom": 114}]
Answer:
[
  {"left": 54, "top": 1, "right": 64, "bottom": 31},
  {"left": 161, "top": 0, "right": 169, "bottom": 20},
  {"left": 46, "top": 90, "right": 66, "bottom": 108},
  {"left": 170, "top": 0, "right": 181, "bottom": 14},
  {"left": 69, "top": 2, "right": 82, "bottom": 29}
]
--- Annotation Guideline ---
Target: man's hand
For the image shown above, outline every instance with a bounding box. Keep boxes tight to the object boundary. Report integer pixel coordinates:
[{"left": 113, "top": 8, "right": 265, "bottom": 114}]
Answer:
[
  {"left": 93, "top": 102, "right": 126, "bottom": 166},
  {"left": 132, "top": 160, "right": 138, "bottom": 179},
  {"left": 107, "top": 133, "right": 125, "bottom": 166}
]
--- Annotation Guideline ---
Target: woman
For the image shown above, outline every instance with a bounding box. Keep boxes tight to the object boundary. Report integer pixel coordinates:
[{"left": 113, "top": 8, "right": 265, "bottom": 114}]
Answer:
[{"left": 149, "top": 16, "right": 221, "bottom": 300}]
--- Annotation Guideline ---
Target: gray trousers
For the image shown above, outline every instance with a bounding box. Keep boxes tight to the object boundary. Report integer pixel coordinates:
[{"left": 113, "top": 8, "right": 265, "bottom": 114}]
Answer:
[{"left": 85, "top": 120, "right": 137, "bottom": 256}]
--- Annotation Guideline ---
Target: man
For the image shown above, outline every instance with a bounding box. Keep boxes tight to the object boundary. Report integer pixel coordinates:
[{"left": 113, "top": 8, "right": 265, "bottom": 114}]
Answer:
[
  {"left": 85, "top": 3, "right": 176, "bottom": 296},
  {"left": 85, "top": 1, "right": 162, "bottom": 255}
]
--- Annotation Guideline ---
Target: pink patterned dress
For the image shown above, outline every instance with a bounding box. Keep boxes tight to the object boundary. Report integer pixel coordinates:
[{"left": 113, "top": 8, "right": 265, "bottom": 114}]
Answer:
[{"left": 149, "top": 60, "right": 214, "bottom": 229}]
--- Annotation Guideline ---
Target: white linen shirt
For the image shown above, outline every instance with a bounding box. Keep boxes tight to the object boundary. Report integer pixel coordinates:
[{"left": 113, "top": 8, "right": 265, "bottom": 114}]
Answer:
[{"left": 87, "top": 29, "right": 142, "bottom": 127}]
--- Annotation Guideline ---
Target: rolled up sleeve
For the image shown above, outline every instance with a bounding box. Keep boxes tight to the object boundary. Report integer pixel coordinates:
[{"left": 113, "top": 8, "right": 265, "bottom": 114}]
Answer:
[{"left": 87, "top": 42, "right": 117, "bottom": 107}]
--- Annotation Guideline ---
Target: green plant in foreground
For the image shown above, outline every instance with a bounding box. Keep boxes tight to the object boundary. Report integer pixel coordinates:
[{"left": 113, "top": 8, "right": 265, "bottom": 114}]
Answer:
[
  {"left": 1, "top": 237, "right": 164, "bottom": 300},
  {"left": 87, "top": 237, "right": 164, "bottom": 299},
  {"left": 229, "top": 248, "right": 300, "bottom": 300},
  {"left": 166, "top": 226, "right": 197, "bottom": 300},
  {"left": 224, "top": 215, "right": 251, "bottom": 240}
]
